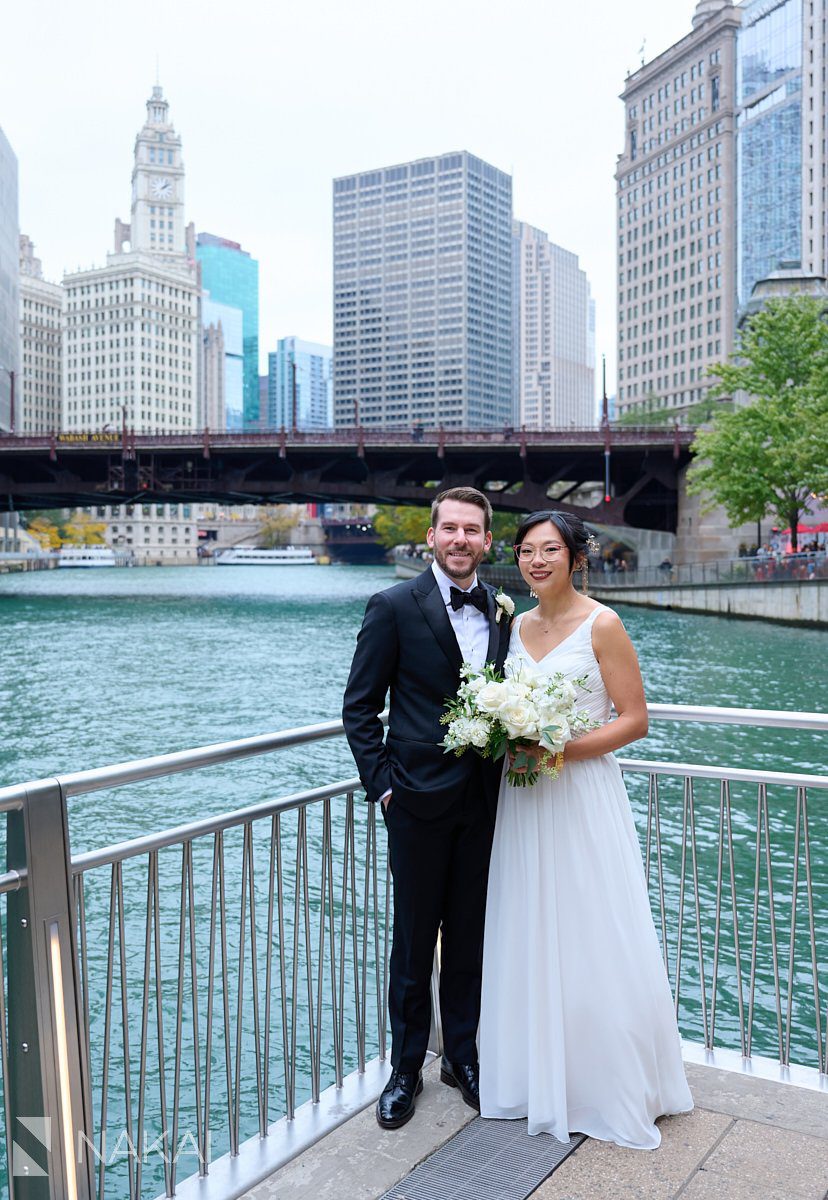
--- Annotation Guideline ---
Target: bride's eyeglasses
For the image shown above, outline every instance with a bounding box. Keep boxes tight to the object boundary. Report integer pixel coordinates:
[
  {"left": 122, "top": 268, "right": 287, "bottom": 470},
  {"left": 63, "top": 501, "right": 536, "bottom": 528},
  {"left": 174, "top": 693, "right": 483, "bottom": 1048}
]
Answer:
[{"left": 514, "top": 544, "right": 565, "bottom": 563}]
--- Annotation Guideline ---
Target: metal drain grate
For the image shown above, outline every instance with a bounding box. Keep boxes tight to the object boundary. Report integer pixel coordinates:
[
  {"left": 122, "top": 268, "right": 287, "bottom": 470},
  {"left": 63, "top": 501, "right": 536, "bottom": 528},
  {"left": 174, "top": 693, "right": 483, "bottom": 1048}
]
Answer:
[{"left": 379, "top": 1118, "right": 585, "bottom": 1200}]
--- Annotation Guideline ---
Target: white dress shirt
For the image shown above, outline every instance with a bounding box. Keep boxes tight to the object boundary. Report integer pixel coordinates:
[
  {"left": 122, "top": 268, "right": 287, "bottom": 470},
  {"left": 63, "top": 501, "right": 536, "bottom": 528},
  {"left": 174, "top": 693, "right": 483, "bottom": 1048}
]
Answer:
[{"left": 431, "top": 560, "right": 490, "bottom": 674}]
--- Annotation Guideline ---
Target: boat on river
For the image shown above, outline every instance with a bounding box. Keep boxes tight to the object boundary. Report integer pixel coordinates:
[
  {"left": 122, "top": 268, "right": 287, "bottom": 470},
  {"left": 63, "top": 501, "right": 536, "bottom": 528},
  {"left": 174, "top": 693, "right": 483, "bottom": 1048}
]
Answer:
[
  {"left": 58, "top": 545, "right": 118, "bottom": 568},
  {"left": 214, "top": 545, "right": 317, "bottom": 566}
]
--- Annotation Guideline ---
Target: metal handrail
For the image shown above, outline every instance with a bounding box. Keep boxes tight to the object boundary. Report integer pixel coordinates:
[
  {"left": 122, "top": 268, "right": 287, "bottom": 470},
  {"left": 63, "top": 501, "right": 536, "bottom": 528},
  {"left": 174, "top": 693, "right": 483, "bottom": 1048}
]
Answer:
[
  {"left": 0, "top": 706, "right": 826, "bottom": 1200},
  {"left": 0, "top": 703, "right": 824, "bottom": 812}
]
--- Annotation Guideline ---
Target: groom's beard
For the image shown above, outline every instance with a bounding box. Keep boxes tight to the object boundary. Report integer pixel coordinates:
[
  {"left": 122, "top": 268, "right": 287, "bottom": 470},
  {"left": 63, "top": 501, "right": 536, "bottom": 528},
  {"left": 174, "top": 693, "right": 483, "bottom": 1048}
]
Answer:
[{"left": 433, "top": 543, "right": 485, "bottom": 583}]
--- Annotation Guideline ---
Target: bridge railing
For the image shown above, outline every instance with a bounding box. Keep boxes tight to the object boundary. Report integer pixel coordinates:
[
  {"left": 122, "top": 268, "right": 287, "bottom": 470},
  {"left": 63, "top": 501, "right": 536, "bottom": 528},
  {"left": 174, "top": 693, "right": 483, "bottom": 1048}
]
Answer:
[
  {"left": 0, "top": 705, "right": 825, "bottom": 1199},
  {"left": 0, "top": 425, "right": 696, "bottom": 450}
]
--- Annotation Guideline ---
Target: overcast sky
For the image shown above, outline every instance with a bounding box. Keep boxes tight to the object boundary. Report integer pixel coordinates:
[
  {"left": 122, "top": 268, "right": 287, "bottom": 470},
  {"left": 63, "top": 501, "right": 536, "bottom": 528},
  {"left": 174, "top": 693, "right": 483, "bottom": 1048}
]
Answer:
[{"left": 1, "top": 0, "right": 702, "bottom": 400}]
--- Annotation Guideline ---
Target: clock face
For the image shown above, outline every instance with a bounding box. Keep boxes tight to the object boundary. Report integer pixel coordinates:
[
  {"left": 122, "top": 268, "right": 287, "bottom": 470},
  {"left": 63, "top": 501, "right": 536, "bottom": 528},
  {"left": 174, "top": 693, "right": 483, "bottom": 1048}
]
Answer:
[{"left": 150, "top": 176, "right": 173, "bottom": 200}]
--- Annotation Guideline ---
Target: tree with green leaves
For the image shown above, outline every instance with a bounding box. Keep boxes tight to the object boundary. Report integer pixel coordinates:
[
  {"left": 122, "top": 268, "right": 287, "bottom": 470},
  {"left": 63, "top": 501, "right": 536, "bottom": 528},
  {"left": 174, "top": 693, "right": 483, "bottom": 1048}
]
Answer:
[
  {"left": 688, "top": 296, "right": 828, "bottom": 550},
  {"left": 373, "top": 504, "right": 523, "bottom": 554}
]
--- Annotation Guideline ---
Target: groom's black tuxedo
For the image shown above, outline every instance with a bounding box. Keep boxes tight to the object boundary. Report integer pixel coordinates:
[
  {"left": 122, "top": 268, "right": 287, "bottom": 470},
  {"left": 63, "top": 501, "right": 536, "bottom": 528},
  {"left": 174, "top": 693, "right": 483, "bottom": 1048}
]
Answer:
[{"left": 343, "top": 566, "right": 511, "bottom": 1071}]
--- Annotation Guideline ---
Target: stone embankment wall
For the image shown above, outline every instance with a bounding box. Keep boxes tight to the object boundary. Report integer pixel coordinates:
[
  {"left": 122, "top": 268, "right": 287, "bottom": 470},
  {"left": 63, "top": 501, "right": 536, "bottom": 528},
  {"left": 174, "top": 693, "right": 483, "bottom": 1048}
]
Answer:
[{"left": 588, "top": 579, "right": 827, "bottom": 627}]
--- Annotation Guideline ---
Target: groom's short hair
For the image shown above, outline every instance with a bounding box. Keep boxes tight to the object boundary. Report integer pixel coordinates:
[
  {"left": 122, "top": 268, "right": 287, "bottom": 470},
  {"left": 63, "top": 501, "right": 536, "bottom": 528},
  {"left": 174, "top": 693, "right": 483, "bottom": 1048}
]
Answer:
[{"left": 430, "top": 487, "right": 492, "bottom": 532}]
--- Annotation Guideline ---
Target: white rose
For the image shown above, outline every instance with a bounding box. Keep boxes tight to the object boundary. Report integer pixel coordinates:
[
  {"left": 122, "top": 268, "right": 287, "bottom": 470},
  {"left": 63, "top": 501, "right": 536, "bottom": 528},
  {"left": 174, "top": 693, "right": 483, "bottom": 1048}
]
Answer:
[
  {"left": 465, "top": 675, "right": 487, "bottom": 695},
  {"left": 538, "top": 715, "right": 571, "bottom": 751},
  {"left": 476, "top": 681, "right": 510, "bottom": 714},
  {"left": 499, "top": 700, "right": 539, "bottom": 740},
  {"left": 495, "top": 591, "right": 515, "bottom": 622}
]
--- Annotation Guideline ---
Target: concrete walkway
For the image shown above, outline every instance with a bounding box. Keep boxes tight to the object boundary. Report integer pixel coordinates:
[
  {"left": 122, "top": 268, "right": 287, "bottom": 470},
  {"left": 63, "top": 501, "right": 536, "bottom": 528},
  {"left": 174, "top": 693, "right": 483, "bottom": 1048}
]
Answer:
[{"left": 244, "top": 1060, "right": 828, "bottom": 1200}]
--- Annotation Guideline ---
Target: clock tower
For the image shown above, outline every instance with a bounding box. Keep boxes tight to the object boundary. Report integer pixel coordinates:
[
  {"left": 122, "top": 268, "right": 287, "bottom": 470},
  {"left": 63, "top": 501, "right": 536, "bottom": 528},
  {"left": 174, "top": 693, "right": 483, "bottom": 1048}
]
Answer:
[{"left": 128, "top": 85, "right": 187, "bottom": 256}]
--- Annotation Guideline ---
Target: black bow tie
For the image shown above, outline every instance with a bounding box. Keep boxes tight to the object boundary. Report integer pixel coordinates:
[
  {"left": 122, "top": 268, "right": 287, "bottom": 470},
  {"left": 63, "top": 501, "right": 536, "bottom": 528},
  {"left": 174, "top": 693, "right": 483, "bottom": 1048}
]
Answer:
[{"left": 449, "top": 584, "right": 488, "bottom": 614}]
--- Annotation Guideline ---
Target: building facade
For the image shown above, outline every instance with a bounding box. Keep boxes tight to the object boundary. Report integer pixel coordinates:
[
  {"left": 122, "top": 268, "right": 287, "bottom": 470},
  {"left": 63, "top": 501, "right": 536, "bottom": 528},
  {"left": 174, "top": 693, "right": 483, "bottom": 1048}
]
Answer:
[
  {"left": 200, "top": 294, "right": 244, "bottom": 430},
  {"left": 267, "top": 336, "right": 332, "bottom": 430},
  {"left": 512, "top": 221, "right": 596, "bottom": 428},
  {"left": 62, "top": 87, "right": 199, "bottom": 433},
  {"left": 0, "top": 126, "right": 19, "bottom": 433},
  {"left": 736, "top": 0, "right": 827, "bottom": 307},
  {"left": 19, "top": 235, "right": 63, "bottom": 433},
  {"left": 616, "top": 0, "right": 741, "bottom": 419},
  {"left": 332, "top": 151, "right": 513, "bottom": 429},
  {"left": 196, "top": 234, "right": 259, "bottom": 428},
  {"left": 95, "top": 501, "right": 199, "bottom": 564}
]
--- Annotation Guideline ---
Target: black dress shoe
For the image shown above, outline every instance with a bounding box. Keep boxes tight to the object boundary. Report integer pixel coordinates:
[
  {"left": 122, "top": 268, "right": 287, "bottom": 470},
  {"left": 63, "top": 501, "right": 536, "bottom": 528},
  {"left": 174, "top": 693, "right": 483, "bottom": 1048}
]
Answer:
[
  {"left": 440, "top": 1058, "right": 480, "bottom": 1110},
  {"left": 376, "top": 1069, "right": 424, "bottom": 1129}
]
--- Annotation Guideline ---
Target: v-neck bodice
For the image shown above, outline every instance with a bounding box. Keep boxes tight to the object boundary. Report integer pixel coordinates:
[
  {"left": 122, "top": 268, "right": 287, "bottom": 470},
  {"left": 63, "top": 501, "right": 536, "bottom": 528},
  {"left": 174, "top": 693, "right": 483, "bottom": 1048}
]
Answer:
[{"left": 508, "top": 606, "right": 611, "bottom": 726}]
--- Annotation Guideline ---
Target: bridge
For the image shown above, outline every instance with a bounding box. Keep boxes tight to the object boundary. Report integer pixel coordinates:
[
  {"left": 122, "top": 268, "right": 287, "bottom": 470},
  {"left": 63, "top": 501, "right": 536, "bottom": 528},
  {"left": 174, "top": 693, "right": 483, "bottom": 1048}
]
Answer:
[{"left": 0, "top": 425, "right": 695, "bottom": 531}]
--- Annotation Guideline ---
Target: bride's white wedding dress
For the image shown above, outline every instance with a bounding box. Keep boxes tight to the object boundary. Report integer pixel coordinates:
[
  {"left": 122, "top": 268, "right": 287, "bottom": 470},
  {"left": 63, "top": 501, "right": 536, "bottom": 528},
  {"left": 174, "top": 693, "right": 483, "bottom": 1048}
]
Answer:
[{"left": 478, "top": 605, "right": 693, "bottom": 1148}]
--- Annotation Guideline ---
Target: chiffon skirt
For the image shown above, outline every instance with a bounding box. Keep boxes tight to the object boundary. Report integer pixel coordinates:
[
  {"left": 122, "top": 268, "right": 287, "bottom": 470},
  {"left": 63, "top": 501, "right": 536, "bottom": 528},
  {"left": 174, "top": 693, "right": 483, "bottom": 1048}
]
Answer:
[{"left": 478, "top": 754, "right": 693, "bottom": 1148}]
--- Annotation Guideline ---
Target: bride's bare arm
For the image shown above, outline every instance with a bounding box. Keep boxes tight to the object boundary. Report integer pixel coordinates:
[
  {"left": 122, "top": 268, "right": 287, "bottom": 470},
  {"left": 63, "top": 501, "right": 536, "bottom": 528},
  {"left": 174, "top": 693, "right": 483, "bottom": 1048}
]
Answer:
[{"left": 562, "top": 611, "right": 648, "bottom": 762}]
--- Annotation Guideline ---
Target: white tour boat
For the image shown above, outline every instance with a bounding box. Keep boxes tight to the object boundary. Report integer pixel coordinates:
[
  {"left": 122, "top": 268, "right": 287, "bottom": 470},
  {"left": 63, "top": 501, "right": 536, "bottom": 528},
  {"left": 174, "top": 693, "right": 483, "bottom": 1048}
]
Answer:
[
  {"left": 214, "top": 546, "right": 317, "bottom": 566},
  {"left": 58, "top": 545, "right": 118, "bottom": 568}
]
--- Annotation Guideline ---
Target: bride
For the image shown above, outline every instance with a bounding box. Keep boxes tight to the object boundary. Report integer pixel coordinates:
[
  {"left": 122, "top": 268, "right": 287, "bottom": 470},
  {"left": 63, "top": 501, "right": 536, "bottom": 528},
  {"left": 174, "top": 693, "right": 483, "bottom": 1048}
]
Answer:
[{"left": 478, "top": 510, "right": 693, "bottom": 1149}]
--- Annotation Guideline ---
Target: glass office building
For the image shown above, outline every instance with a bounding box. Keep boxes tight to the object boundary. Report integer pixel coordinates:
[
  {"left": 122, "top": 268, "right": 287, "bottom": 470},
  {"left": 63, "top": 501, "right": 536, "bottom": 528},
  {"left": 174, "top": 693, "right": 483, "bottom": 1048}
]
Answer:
[
  {"left": 196, "top": 233, "right": 259, "bottom": 428},
  {"left": 202, "top": 295, "right": 244, "bottom": 430},
  {"left": 0, "top": 127, "right": 19, "bottom": 432},
  {"left": 737, "top": 0, "right": 803, "bottom": 304},
  {"left": 268, "top": 337, "right": 332, "bottom": 430},
  {"left": 332, "top": 152, "right": 513, "bottom": 428}
]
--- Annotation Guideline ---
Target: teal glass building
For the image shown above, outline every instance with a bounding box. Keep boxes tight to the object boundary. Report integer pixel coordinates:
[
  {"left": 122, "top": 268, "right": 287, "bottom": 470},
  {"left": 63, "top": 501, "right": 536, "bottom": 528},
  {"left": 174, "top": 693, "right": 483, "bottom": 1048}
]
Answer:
[
  {"left": 267, "top": 337, "right": 332, "bottom": 430},
  {"left": 196, "top": 233, "right": 259, "bottom": 427}
]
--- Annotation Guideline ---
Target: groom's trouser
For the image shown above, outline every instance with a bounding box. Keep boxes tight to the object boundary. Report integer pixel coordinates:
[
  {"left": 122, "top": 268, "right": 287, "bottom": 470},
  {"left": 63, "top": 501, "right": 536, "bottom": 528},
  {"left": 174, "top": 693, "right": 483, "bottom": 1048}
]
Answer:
[{"left": 383, "top": 764, "right": 496, "bottom": 1073}]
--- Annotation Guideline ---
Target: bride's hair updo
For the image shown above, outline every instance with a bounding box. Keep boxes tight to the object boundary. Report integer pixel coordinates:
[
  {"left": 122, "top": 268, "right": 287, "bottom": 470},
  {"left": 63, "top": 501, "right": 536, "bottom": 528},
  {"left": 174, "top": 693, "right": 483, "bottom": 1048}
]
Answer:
[{"left": 513, "top": 510, "right": 590, "bottom": 575}]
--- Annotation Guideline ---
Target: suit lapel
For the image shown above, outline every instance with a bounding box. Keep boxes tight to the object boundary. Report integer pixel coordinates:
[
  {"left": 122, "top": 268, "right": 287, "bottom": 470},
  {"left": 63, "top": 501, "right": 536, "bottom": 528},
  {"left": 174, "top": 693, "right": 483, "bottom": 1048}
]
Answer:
[{"left": 414, "top": 569, "right": 464, "bottom": 674}]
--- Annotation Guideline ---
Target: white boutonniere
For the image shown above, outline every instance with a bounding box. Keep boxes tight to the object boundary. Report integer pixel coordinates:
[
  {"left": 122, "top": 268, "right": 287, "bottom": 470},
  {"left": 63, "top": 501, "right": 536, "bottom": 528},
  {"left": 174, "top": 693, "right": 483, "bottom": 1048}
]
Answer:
[{"left": 494, "top": 588, "right": 515, "bottom": 623}]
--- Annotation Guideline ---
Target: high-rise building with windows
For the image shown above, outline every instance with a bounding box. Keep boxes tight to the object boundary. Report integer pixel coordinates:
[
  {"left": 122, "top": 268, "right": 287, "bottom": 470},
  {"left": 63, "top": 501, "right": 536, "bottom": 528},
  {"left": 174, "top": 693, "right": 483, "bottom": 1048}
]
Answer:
[
  {"left": 196, "top": 234, "right": 259, "bottom": 428},
  {"left": 0, "top": 126, "right": 19, "bottom": 433},
  {"left": 332, "top": 152, "right": 513, "bottom": 428},
  {"left": 512, "top": 221, "right": 596, "bottom": 428},
  {"left": 62, "top": 86, "right": 199, "bottom": 432},
  {"left": 267, "top": 337, "right": 332, "bottom": 430},
  {"left": 19, "top": 235, "right": 63, "bottom": 433},
  {"left": 736, "top": 0, "right": 827, "bottom": 306},
  {"left": 200, "top": 294, "right": 244, "bottom": 430},
  {"left": 616, "top": 0, "right": 741, "bottom": 420}
]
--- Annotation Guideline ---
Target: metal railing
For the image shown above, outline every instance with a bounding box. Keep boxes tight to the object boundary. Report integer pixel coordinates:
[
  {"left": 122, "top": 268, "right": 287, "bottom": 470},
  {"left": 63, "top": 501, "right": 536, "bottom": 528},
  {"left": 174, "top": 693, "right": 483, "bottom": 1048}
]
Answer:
[
  {"left": 0, "top": 705, "right": 826, "bottom": 1199},
  {"left": 589, "top": 551, "right": 828, "bottom": 589}
]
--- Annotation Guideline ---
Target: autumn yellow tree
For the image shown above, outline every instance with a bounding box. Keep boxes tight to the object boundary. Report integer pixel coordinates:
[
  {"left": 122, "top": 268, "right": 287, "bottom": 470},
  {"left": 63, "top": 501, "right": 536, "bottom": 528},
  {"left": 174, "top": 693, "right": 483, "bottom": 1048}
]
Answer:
[
  {"left": 26, "top": 516, "right": 62, "bottom": 550},
  {"left": 62, "top": 511, "right": 107, "bottom": 545}
]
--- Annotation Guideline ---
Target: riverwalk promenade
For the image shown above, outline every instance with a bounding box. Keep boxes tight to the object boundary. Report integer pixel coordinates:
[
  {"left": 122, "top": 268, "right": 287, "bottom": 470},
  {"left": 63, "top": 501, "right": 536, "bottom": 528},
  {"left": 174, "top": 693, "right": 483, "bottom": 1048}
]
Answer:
[{"left": 247, "top": 1057, "right": 828, "bottom": 1200}]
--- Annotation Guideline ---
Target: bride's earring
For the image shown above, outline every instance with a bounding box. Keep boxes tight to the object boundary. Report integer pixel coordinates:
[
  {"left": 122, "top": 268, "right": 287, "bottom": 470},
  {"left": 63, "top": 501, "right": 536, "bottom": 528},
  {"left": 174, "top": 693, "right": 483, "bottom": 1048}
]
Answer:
[
  {"left": 529, "top": 588, "right": 538, "bottom": 600},
  {"left": 580, "top": 557, "right": 589, "bottom": 595}
]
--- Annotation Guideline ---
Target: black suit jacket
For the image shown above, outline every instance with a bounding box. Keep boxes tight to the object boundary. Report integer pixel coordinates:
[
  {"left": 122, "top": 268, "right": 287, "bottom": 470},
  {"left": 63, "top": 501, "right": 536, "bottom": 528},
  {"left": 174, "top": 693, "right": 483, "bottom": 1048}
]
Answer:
[{"left": 342, "top": 567, "right": 511, "bottom": 818}]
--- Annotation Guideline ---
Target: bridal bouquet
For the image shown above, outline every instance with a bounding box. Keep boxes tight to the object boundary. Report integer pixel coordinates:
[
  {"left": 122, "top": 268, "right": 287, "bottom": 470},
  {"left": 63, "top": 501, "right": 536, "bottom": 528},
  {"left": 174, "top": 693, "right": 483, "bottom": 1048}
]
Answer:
[{"left": 440, "top": 658, "right": 597, "bottom": 787}]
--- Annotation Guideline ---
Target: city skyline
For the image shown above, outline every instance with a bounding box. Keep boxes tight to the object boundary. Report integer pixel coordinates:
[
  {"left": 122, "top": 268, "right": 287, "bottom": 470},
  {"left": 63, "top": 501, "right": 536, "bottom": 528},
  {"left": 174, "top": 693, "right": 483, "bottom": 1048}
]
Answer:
[{"left": 0, "top": 0, "right": 702, "bottom": 404}]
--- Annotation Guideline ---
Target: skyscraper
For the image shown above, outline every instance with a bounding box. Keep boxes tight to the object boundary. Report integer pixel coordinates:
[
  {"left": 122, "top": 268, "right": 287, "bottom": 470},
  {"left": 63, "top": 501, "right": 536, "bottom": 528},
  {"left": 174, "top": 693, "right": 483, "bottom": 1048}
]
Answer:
[
  {"left": 267, "top": 337, "right": 332, "bottom": 430},
  {"left": 201, "top": 294, "right": 244, "bottom": 430},
  {"left": 512, "top": 221, "right": 596, "bottom": 428},
  {"left": 196, "top": 234, "right": 259, "bottom": 428},
  {"left": 62, "top": 86, "right": 199, "bottom": 432},
  {"left": 616, "top": 0, "right": 741, "bottom": 420},
  {"left": 736, "top": 0, "right": 827, "bottom": 306},
  {"left": 0, "top": 126, "right": 19, "bottom": 433},
  {"left": 19, "top": 235, "right": 63, "bottom": 433},
  {"left": 332, "top": 152, "right": 513, "bottom": 429}
]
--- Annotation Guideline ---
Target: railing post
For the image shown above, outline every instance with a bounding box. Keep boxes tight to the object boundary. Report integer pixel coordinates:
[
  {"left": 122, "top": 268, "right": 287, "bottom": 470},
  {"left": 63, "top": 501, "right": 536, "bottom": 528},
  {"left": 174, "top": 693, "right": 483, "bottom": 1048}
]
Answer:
[{"left": 5, "top": 782, "right": 94, "bottom": 1199}]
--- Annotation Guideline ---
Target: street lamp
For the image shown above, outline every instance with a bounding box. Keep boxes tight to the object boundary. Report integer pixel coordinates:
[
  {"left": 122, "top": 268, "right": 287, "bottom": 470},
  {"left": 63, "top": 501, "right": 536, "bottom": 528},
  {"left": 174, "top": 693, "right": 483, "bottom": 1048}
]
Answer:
[{"left": 0, "top": 362, "right": 15, "bottom": 435}]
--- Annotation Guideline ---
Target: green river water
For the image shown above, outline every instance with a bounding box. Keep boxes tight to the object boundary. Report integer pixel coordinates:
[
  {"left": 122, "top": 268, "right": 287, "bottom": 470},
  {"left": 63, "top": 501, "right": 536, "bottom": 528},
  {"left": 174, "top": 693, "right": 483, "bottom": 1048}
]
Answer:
[{"left": 0, "top": 564, "right": 825, "bottom": 1195}]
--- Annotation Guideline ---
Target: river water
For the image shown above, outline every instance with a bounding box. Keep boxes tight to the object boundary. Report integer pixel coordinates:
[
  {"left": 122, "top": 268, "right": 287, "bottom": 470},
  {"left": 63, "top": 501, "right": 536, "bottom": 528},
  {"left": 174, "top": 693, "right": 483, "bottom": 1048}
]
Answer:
[{"left": 0, "top": 564, "right": 825, "bottom": 1192}]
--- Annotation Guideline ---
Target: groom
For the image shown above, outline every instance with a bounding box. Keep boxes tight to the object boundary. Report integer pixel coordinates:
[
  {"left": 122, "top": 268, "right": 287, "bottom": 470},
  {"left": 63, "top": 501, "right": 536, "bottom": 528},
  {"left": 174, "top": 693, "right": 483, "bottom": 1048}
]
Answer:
[{"left": 343, "top": 487, "right": 511, "bottom": 1129}]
